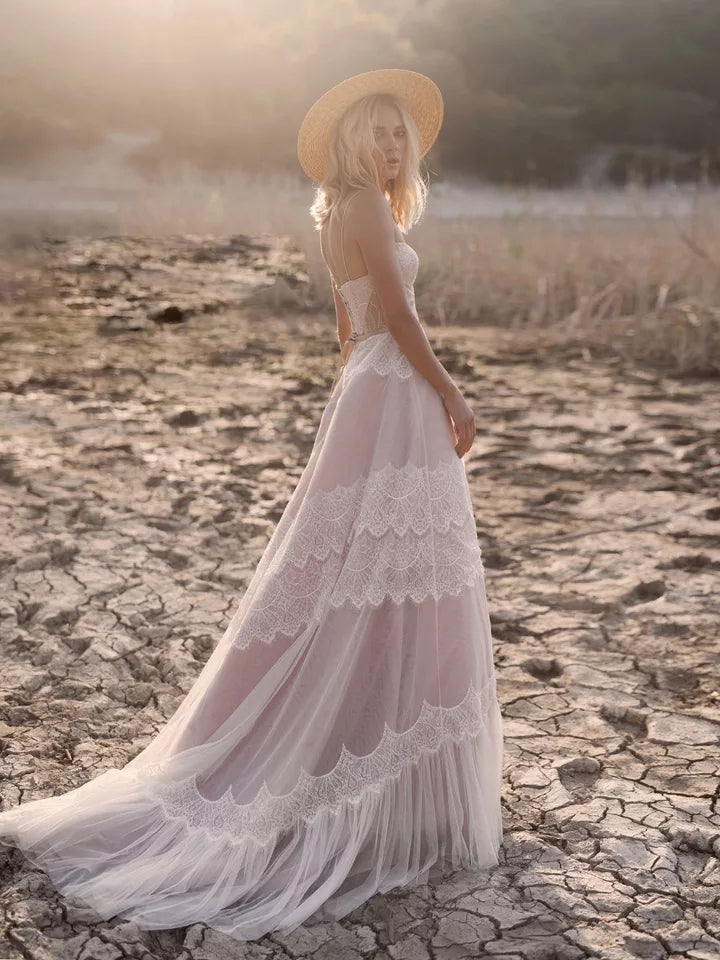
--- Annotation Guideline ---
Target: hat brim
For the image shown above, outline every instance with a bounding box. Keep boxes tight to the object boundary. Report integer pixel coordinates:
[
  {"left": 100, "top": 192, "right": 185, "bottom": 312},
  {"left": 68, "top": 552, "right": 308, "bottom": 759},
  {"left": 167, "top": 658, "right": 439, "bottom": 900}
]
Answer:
[{"left": 297, "top": 68, "right": 443, "bottom": 183}]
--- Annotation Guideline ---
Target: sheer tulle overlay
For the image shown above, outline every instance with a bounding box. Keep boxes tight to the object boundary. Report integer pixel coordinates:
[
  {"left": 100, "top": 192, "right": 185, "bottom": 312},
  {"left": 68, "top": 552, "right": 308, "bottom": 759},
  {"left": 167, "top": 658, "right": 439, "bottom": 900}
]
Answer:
[{"left": 0, "top": 240, "right": 504, "bottom": 940}]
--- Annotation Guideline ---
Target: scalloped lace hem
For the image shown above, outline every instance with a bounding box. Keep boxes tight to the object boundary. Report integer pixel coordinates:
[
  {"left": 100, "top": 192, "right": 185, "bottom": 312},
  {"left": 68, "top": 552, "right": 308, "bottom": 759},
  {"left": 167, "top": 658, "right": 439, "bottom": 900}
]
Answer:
[
  {"left": 342, "top": 330, "right": 414, "bottom": 384},
  {"left": 278, "top": 456, "right": 474, "bottom": 547},
  {"left": 129, "top": 675, "right": 497, "bottom": 846},
  {"left": 232, "top": 548, "right": 484, "bottom": 650},
  {"left": 231, "top": 456, "right": 485, "bottom": 649}
]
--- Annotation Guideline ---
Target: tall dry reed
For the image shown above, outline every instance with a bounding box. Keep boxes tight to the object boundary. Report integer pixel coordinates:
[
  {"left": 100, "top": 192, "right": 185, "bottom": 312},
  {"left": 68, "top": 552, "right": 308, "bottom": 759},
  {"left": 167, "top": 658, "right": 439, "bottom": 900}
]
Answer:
[{"left": 2, "top": 170, "right": 718, "bottom": 373}]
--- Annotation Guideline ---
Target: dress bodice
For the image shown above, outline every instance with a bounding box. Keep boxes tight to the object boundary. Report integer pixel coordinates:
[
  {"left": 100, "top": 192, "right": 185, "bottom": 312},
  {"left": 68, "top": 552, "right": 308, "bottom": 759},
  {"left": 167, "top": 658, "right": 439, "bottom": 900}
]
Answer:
[{"left": 331, "top": 242, "right": 420, "bottom": 338}]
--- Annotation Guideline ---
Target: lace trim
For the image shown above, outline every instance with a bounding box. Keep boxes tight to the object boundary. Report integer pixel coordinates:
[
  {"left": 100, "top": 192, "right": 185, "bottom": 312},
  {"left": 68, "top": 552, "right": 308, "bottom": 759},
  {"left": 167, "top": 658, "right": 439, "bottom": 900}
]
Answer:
[
  {"left": 131, "top": 676, "right": 496, "bottom": 846},
  {"left": 342, "top": 331, "right": 414, "bottom": 384},
  {"left": 231, "top": 458, "right": 484, "bottom": 649},
  {"left": 283, "top": 457, "right": 473, "bottom": 547},
  {"left": 232, "top": 531, "right": 483, "bottom": 649}
]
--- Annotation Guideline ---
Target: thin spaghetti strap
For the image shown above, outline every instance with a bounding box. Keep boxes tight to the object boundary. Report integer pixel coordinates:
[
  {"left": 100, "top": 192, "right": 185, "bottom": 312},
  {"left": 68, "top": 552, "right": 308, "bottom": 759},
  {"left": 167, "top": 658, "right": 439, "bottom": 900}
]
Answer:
[
  {"left": 338, "top": 202, "right": 351, "bottom": 280},
  {"left": 321, "top": 206, "right": 350, "bottom": 290},
  {"left": 321, "top": 197, "right": 360, "bottom": 291},
  {"left": 319, "top": 225, "right": 336, "bottom": 289}
]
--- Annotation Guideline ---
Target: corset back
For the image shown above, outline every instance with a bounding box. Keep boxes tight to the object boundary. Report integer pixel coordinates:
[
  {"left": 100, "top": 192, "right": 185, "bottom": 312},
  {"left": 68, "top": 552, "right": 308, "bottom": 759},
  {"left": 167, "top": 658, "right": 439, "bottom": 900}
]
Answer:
[
  {"left": 320, "top": 199, "right": 419, "bottom": 337},
  {"left": 335, "top": 242, "right": 419, "bottom": 336}
]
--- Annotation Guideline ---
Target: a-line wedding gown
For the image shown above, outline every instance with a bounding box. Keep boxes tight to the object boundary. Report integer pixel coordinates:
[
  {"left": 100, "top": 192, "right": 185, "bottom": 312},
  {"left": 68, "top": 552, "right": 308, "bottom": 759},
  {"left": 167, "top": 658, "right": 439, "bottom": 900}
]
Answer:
[{"left": 0, "top": 211, "right": 504, "bottom": 941}]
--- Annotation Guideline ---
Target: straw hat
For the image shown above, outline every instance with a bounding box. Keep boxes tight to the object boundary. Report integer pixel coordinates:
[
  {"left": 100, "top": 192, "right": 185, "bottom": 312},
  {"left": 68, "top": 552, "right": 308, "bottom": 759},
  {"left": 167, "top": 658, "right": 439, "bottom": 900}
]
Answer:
[{"left": 297, "top": 68, "right": 444, "bottom": 183}]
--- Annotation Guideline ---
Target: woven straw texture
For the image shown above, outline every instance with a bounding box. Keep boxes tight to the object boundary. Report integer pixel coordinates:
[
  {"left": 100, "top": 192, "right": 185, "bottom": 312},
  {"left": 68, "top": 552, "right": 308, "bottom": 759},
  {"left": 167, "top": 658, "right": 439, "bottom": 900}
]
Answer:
[{"left": 297, "top": 68, "right": 443, "bottom": 182}]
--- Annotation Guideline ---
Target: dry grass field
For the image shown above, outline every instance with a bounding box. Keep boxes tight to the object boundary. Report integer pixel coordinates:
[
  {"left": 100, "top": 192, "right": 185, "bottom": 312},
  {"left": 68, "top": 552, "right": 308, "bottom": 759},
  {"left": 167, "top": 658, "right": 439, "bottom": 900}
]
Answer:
[{"left": 2, "top": 172, "right": 719, "bottom": 376}]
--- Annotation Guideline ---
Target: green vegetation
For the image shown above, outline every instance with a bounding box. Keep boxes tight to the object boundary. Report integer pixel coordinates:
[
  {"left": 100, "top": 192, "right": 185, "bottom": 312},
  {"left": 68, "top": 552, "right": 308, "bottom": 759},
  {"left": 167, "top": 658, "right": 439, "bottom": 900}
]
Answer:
[{"left": 2, "top": 0, "right": 719, "bottom": 185}]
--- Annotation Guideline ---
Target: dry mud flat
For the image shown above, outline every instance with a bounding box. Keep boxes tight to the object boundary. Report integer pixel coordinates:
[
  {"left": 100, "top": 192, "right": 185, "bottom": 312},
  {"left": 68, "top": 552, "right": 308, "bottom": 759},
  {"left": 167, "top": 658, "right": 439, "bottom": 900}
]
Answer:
[{"left": 0, "top": 234, "right": 719, "bottom": 960}]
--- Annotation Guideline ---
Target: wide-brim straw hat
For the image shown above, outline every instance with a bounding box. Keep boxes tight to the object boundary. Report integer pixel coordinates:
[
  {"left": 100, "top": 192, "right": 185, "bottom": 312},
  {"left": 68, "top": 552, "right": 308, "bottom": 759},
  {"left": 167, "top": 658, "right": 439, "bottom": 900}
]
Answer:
[{"left": 297, "top": 68, "right": 444, "bottom": 183}]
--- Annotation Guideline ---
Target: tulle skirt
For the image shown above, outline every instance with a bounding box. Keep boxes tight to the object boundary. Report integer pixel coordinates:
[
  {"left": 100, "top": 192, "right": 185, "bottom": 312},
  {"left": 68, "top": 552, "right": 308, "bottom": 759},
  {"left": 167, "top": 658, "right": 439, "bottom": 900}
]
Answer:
[{"left": 0, "top": 330, "right": 504, "bottom": 940}]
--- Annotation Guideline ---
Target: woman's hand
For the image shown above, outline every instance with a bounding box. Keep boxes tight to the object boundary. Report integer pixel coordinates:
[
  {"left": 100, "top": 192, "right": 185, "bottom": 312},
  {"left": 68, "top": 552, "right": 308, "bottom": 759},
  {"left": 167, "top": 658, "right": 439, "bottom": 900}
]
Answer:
[{"left": 441, "top": 386, "right": 476, "bottom": 458}]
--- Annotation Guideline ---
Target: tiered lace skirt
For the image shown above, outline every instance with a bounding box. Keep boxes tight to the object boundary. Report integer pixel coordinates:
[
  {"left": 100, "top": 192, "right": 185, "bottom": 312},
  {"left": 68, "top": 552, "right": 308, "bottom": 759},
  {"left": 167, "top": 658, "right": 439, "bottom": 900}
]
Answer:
[{"left": 0, "top": 331, "right": 504, "bottom": 940}]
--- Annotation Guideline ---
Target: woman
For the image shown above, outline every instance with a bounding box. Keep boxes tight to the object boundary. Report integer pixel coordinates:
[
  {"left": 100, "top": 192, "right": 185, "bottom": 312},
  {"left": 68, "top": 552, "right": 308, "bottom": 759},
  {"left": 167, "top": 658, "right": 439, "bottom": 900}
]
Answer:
[{"left": 0, "top": 68, "right": 503, "bottom": 940}]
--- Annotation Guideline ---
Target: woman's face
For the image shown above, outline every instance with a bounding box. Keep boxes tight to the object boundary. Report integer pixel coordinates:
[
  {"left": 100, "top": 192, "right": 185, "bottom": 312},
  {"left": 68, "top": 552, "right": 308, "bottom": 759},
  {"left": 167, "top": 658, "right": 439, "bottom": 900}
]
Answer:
[{"left": 371, "top": 100, "right": 407, "bottom": 188}]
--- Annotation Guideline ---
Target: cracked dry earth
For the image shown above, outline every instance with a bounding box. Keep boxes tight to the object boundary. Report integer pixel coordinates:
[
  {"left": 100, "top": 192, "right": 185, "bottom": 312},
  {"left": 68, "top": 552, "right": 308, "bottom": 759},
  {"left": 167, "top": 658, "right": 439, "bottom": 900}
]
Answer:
[{"left": 0, "top": 233, "right": 719, "bottom": 960}]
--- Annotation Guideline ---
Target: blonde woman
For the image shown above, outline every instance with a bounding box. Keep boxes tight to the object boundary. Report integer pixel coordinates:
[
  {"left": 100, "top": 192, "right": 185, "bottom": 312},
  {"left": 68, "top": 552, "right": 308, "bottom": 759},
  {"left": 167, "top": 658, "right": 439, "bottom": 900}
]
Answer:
[{"left": 0, "top": 69, "right": 503, "bottom": 940}]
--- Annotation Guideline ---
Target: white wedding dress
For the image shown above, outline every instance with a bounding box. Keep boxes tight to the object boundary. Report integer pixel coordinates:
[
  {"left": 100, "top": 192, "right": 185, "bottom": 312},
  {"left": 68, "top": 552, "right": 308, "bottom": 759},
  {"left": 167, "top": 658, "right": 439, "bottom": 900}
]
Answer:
[{"left": 0, "top": 217, "right": 504, "bottom": 940}]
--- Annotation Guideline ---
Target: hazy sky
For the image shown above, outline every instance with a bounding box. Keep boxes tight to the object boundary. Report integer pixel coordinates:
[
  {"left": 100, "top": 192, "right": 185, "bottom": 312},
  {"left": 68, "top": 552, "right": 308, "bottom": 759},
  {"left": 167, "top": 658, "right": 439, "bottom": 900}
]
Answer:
[{"left": 1, "top": 0, "right": 417, "bottom": 176}]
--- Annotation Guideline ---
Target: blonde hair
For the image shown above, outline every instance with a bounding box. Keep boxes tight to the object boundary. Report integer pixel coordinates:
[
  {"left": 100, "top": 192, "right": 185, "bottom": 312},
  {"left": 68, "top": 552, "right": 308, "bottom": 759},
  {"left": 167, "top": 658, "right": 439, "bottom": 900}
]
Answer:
[{"left": 310, "top": 93, "right": 428, "bottom": 234}]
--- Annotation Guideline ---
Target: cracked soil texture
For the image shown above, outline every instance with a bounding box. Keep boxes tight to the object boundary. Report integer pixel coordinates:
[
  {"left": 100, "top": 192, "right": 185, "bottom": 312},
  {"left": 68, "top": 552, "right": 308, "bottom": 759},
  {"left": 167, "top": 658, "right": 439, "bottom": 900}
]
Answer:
[{"left": 0, "top": 234, "right": 719, "bottom": 960}]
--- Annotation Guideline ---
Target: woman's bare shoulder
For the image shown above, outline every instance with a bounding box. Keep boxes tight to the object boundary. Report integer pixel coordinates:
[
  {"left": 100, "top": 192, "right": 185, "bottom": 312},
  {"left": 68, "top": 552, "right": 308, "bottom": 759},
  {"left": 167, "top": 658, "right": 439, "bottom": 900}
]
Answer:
[
  {"left": 344, "top": 187, "right": 396, "bottom": 240},
  {"left": 345, "top": 185, "right": 385, "bottom": 215}
]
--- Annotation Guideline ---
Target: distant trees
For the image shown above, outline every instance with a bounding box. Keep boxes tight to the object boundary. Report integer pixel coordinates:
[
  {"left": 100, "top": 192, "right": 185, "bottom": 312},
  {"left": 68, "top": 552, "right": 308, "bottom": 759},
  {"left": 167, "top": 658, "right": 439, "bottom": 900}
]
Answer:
[
  {"left": 1, "top": 0, "right": 719, "bottom": 184},
  {"left": 403, "top": 0, "right": 720, "bottom": 183}
]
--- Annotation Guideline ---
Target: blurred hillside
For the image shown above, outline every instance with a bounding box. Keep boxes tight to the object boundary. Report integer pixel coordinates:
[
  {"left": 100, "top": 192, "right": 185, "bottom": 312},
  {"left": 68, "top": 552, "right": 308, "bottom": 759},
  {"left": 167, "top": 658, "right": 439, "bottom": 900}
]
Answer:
[{"left": 1, "top": 0, "right": 719, "bottom": 187}]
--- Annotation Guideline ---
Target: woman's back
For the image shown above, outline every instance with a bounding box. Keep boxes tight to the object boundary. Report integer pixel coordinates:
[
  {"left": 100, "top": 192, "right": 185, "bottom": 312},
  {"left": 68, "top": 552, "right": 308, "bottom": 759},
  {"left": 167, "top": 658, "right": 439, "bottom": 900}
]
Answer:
[
  {"left": 320, "top": 190, "right": 417, "bottom": 340},
  {"left": 320, "top": 190, "right": 404, "bottom": 287}
]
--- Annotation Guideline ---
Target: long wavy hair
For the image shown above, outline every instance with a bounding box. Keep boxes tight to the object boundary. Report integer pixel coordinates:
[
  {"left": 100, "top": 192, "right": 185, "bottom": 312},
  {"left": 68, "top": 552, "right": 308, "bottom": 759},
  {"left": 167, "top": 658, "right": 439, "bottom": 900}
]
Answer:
[{"left": 310, "top": 93, "right": 428, "bottom": 234}]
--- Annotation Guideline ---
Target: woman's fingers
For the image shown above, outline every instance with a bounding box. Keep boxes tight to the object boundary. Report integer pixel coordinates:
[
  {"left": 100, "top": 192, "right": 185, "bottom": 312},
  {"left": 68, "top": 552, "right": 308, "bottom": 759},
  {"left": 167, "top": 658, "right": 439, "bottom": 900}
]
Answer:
[
  {"left": 442, "top": 393, "right": 476, "bottom": 457},
  {"left": 443, "top": 406, "right": 455, "bottom": 445},
  {"left": 455, "top": 414, "right": 475, "bottom": 457}
]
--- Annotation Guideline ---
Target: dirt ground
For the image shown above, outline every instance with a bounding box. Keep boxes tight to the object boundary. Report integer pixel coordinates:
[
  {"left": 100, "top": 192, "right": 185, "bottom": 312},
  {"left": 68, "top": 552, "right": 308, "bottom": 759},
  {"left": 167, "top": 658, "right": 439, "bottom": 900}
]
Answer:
[{"left": 1, "top": 234, "right": 719, "bottom": 960}]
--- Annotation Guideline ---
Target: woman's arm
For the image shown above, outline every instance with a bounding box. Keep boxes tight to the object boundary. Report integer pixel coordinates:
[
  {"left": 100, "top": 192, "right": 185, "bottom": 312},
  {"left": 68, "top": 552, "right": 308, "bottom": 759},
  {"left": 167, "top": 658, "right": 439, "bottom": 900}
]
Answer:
[{"left": 348, "top": 187, "right": 476, "bottom": 457}]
